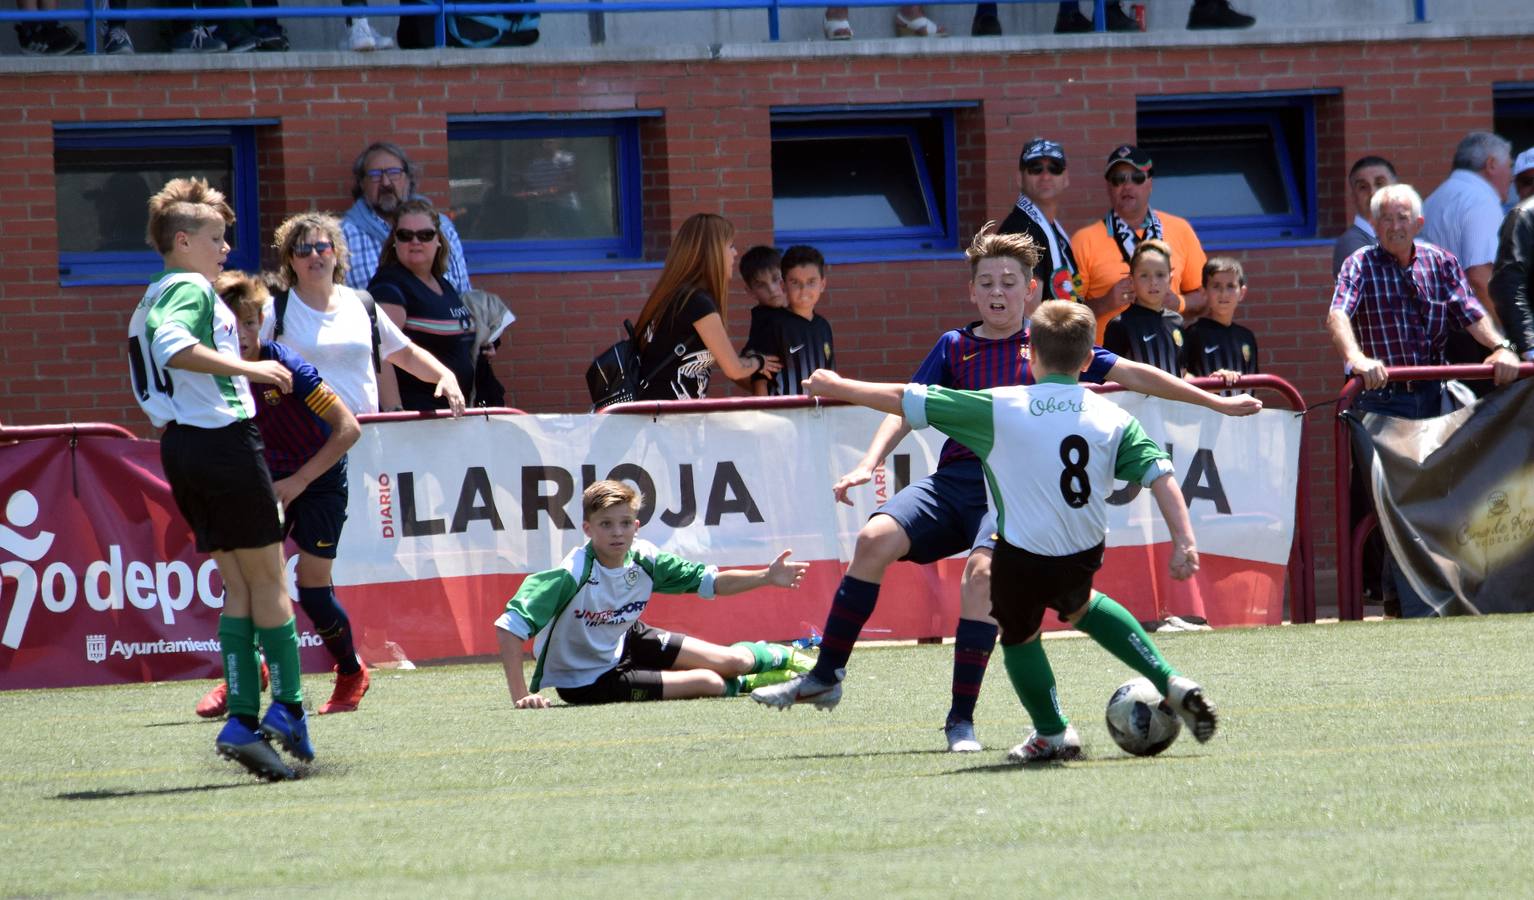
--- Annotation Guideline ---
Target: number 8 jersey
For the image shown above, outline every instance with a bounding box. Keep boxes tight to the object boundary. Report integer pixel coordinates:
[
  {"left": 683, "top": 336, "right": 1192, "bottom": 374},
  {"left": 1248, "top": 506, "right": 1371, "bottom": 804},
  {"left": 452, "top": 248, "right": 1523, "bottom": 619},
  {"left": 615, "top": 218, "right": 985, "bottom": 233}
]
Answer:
[
  {"left": 901, "top": 375, "right": 1172, "bottom": 557},
  {"left": 127, "top": 271, "right": 255, "bottom": 429}
]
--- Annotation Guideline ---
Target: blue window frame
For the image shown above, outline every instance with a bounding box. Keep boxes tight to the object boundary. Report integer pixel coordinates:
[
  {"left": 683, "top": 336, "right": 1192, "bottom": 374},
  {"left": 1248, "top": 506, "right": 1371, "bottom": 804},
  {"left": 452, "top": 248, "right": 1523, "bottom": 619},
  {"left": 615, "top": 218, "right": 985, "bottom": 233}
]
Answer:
[
  {"left": 54, "top": 121, "right": 263, "bottom": 287},
  {"left": 446, "top": 115, "right": 646, "bottom": 271},
  {"left": 1137, "top": 94, "right": 1322, "bottom": 244},
  {"left": 771, "top": 106, "right": 960, "bottom": 258}
]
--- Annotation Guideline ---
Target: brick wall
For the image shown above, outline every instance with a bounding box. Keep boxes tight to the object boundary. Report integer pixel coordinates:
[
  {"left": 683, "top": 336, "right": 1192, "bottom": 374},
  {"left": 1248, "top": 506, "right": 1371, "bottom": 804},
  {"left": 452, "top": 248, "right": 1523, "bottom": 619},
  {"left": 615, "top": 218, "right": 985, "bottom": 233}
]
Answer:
[{"left": 5, "top": 36, "right": 1533, "bottom": 601}]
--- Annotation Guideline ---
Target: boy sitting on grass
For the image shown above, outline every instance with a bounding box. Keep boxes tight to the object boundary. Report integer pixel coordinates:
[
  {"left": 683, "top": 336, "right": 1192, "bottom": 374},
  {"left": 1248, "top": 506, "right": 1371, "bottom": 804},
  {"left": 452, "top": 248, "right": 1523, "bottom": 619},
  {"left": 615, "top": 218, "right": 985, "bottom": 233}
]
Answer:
[
  {"left": 495, "top": 480, "right": 812, "bottom": 708},
  {"left": 801, "top": 300, "right": 1219, "bottom": 763}
]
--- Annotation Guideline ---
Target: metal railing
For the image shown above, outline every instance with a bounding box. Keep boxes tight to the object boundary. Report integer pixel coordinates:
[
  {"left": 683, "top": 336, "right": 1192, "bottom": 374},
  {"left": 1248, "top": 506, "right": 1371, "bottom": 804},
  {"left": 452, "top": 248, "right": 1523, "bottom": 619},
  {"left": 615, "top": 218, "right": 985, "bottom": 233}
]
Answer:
[{"left": 0, "top": 0, "right": 1440, "bottom": 54}]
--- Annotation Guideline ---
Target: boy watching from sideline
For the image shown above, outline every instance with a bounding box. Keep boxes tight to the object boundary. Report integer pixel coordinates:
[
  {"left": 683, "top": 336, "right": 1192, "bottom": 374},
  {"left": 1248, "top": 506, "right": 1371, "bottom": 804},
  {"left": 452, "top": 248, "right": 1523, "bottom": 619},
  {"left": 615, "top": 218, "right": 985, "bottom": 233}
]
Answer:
[
  {"left": 800, "top": 300, "right": 1219, "bottom": 762},
  {"left": 1101, "top": 239, "right": 1185, "bottom": 376},
  {"left": 495, "top": 480, "right": 813, "bottom": 707},
  {"left": 752, "top": 245, "right": 835, "bottom": 396},
  {"left": 126, "top": 177, "right": 311, "bottom": 782},
  {"left": 1182, "top": 257, "right": 1259, "bottom": 387},
  {"left": 737, "top": 245, "right": 785, "bottom": 394},
  {"left": 194, "top": 272, "right": 372, "bottom": 720}
]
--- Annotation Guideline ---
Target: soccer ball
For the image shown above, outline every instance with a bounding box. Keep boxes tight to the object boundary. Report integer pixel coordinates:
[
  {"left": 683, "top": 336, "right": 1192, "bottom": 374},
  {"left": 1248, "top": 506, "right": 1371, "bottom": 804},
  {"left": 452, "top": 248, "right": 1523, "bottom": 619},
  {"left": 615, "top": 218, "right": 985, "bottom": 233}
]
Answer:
[{"left": 1105, "top": 677, "right": 1182, "bottom": 757}]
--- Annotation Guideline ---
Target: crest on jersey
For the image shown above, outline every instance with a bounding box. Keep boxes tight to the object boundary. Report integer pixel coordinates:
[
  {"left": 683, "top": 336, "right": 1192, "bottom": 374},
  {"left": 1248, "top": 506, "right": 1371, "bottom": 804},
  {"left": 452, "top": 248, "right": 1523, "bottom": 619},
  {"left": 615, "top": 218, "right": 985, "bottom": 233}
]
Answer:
[
  {"left": 624, "top": 568, "right": 640, "bottom": 586},
  {"left": 1172, "top": 328, "right": 1184, "bottom": 348},
  {"left": 1242, "top": 343, "right": 1252, "bottom": 363},
  {"left": 262, "top": 388, "right": 283, "bottom": 406},
  {"left": 1019, "top": 344, "right": 1031, "bottom": 362}
]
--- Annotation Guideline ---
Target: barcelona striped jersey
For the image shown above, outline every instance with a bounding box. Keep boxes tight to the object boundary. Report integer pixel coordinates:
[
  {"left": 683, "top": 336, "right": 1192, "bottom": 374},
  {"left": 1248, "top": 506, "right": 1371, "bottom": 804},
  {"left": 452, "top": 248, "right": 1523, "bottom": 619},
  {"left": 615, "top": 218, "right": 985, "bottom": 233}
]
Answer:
[
  {"left": 251, "top": 341, "right": 342, "bottom": 476},
  {"left": 911, "top": 321, "right": 1119, "bottom": 467}
]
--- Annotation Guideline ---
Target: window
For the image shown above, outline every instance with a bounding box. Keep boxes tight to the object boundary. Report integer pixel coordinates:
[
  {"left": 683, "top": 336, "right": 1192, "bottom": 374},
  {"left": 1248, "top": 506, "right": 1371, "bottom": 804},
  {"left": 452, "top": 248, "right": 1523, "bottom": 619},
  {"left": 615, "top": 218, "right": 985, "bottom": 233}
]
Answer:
[
  {"left": 446, "top": 115, "right": 646, "bottom": 270},
  {"left": 54, "top": 122, "right": 263, "bottom": 287},
  {"left": 771, "top": 106, "right": 960, "bottom": 257},
  {"left": 1136, "top": 94, "right": 1323, "bottom": 244},
  {"left": 1493, "top": 84, "right": 1534, "bottom": 162}
]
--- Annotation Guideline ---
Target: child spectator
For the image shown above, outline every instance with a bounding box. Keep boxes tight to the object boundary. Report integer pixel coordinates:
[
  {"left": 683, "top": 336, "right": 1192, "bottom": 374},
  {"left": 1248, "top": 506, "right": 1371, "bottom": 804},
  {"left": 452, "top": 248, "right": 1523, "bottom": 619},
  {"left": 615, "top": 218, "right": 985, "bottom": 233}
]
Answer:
[
  {"left": 1182, "top": 256, "right": 1259, "bottom": 387},
  {"left": 126, "top": 178, "right": 310, "bottom": 781},
  {"left": 196, "top": 272, "right": 371, "bottom": 721},
  {"left": 1102, "top": 239, "right": 1185, "bottom": 376},
  {"left": 750, "top": 245, "right": 835, "bottom": 397},
  {"left": 495, "top": 480, "right": 813, "bottom": 708},
  {"left": 800, "top": 299, "right": 1219, "bottom": 763},
  {"left": 737, "top": 244, "right": 785, "bottom": 394}
]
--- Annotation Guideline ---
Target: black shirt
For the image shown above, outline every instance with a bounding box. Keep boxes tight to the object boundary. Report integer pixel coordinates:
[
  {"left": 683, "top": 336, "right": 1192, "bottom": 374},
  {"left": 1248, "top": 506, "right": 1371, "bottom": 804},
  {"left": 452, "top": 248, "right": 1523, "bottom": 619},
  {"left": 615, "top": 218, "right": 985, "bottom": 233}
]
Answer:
[
  {"left": 998, "top": 204, "right": 1077, "bottom": 300},
  {"left": 368, "top": 264, "right": 475, "bottom": 412},
  {"left": 637, "top": 288, "right": 717, "bottom": 400},
  {"left": 1181, "top": 318, "right": 1259, "bottom": 379},
  {"left": 1102, "top": 303, "right": 1184, "bottom": 377},
  {"left": 752, "top": 307, "right": 835, "bottom": 396}
]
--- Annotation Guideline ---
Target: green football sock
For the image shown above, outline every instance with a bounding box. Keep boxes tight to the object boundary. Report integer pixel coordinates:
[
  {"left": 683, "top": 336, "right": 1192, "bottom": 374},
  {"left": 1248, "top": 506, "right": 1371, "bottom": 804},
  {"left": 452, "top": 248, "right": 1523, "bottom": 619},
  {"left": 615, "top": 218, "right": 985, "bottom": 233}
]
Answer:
[
  {"left": 1001, "top": 640, "right": 1069, "bottom": 735},
  {"left": 733, "top": 641, "right": 789, "bottom": 674},
  {"left": 217, "top": 615, "right": 261, "bottom": 719},
  {"left": 723, "top": 677, "right": 743, "bottom": 698},
  {"left": 256, "top": 617, "right": 304, "bottom": 706},
  {"left": 1074, "top": 592, "right": 1177, "bottom": 694}
]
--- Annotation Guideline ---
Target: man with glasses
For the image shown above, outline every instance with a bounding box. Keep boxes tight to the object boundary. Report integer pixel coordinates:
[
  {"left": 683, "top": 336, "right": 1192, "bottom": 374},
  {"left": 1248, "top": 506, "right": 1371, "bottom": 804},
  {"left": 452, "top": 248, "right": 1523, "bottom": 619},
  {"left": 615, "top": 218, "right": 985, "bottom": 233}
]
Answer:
[
  {"left": 1491, "top": 148, "right": 1534, "bottom": 360},
  {"left": 997, "top": 138, "right": 1079, "bottom": 302},
  {"left": 340, "top": 141, "right": 471, "bottom": 294},
  {"left": 1071, "top": 144, "right": 1208, "bottom": 341}
]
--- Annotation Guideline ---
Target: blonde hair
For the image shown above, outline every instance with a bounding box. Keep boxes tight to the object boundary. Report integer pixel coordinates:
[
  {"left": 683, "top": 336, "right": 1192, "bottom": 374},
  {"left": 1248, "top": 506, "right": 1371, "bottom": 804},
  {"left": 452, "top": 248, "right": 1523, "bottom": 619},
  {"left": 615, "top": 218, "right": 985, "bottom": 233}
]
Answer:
[
  {"left": 145, "top": 177, "right": 233, "bottom": 255},
  {"left": 965, "top": 221, "right": 1040, "bottom": 279},
  {"left": 635, "top": 213, "right": 735, "bottom": 351},
  {"left": 1130, "top": 238, "right": 1173, "bottom": 273},
  {"left": 378, "top": 199, "right": 448, "bottom": 279},
  {"left": 213, "top": 270, "right": 271, "bottom": 321},
  {"left": 272, "top": 212, "right": 351, "bottom": 289},
  {"left": 1029, "top": 300, "right": 1096, "bottom": 373},
  {"left": 583, "top": 480, "right": 643, "bottom": 521}
]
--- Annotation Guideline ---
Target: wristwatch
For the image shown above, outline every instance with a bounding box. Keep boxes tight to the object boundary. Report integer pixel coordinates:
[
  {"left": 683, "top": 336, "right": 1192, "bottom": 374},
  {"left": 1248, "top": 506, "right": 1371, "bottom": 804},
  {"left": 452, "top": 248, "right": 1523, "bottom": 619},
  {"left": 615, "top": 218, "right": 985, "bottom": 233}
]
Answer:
[{"left": 1494, "top": 338, "right": 1517, "bottom": 353}]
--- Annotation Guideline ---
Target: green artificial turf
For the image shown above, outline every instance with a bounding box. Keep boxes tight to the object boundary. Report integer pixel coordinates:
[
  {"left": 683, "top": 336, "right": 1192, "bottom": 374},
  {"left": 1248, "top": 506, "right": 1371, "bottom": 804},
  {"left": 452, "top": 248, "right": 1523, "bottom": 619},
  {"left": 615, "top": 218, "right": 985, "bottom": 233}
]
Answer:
[{"left": 2, "top": 616, "right": 1531, "bottom": 898}]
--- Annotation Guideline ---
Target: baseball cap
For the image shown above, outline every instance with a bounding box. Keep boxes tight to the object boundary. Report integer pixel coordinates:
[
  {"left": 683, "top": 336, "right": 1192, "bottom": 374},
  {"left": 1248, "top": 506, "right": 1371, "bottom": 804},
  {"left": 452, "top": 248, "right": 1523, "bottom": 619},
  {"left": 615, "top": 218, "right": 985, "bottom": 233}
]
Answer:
[
  {"left": 1020, "top": 138, "right": 1066, "bottom": 168},
  {"left": 1104, "top": 144, "right": 1154, "bottom": 177},
  {"left": 1515, "top": 147, "right": 1534, "bottom": 177}
]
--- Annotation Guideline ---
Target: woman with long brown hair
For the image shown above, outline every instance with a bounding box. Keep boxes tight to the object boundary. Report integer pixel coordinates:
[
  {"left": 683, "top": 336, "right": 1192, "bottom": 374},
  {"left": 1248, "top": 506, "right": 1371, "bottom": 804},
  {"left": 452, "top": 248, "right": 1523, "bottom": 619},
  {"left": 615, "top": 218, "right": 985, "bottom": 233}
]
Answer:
[{"left": 633, "top": 213, "right": 781, "bottom": 400}]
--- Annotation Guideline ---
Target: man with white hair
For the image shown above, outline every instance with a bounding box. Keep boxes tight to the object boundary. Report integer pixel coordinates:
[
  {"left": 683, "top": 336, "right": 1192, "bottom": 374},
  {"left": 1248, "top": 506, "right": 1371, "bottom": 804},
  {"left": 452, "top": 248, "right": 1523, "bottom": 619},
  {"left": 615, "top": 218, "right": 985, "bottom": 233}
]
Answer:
[{"left": 1328, "top": 182, "right": 1521, "bottom": 618}]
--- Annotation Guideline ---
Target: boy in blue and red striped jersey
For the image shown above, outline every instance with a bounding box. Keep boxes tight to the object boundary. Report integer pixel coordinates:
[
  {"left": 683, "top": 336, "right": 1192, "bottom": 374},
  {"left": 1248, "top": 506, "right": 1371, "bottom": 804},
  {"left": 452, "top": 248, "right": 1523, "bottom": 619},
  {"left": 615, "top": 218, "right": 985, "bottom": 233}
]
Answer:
[
  {"left": 195, "top": 272, "right": 371, "bottom": 722},
  {"left": 754, "top": 223, "right": 1260, "bottom": 755}
]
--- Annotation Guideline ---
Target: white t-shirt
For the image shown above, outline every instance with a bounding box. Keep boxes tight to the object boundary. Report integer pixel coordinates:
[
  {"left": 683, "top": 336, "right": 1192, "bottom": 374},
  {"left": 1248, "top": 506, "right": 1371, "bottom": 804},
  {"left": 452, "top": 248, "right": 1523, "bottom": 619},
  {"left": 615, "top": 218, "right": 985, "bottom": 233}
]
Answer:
[
  {"left": 1422, "top": 168, "right": 1503, "bottom": 269},
  {"left": 259, "top": 284, "right": 410, "bottom": 415}
]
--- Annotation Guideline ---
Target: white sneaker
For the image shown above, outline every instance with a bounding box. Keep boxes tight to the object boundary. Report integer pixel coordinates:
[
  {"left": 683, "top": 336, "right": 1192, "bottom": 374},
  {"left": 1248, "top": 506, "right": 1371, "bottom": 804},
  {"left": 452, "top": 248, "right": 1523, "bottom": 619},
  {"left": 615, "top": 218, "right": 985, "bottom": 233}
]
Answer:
[
  {"left": 1166, "top": 675, "right": 1219, "bottom": 743},
  {"left": 364, "top": 19, "right": 395, "bottom": 49},
  {"left": 944, "top": 719, "right": 983, "bottom": 753},
  {"left": 344, "top": 18, "right": 375, "bottom": 51},
  {"left": 749, "top": 669, "right": 843, "bottom": 711},
  {"left": 1006, "top": 725, "right": 1082, "bottom": 763}
]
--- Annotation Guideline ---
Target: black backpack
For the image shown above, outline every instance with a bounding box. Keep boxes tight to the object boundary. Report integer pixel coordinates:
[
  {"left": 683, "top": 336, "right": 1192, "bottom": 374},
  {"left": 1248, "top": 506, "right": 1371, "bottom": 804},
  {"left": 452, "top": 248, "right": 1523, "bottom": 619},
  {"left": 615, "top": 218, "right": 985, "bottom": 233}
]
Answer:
[
  {"left": 273, "top": 288, "right": 381, "bottom": 374},
  {"left": 585, "top": 320, "right": 676, "bottom": 411}
]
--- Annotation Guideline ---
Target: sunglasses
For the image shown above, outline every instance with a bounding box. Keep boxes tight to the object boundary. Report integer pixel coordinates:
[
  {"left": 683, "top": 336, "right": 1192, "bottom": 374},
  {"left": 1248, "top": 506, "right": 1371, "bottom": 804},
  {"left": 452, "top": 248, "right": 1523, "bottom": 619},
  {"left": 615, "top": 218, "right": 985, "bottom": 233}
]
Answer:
[
  {"left": 1109, "top": 170, "right": 1150, "bottom": 186},
  {"left": 394, "top": 228, "right": 438, "bottom": 244},
  {"left": 293, "top": 241, "right": 334, "bottom": 258},
  {"left": 366, "top": 167, "right": 406, "bottom": 182},
  {"left": 1025, "top": 161, "right": 1065, "bottom": 176}
]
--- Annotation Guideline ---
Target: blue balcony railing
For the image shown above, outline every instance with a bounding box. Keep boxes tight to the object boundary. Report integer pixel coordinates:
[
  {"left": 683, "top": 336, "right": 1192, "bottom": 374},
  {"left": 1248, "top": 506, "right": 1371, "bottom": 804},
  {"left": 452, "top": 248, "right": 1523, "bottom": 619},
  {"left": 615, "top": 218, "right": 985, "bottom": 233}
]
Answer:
[{"left": 0, "top": 0, "right": 1441, "bottom": 54}]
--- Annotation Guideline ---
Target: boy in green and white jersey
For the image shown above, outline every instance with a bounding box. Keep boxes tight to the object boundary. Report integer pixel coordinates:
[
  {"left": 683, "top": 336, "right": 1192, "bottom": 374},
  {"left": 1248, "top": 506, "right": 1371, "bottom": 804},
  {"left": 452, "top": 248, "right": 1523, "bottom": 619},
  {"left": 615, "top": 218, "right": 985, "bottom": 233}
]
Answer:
[
  {"left": 803, "top": 300, "right": 1219, "bottom": 763},
  {"left": 495, "top": 480, "right": 812, "bottom": 708}
]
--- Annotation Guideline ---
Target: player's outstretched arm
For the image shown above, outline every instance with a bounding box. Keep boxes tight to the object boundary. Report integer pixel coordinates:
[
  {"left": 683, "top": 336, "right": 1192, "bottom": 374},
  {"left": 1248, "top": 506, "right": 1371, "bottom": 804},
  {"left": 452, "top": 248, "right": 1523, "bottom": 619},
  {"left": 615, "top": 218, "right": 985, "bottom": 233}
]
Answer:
[
  {"left": 833, "top": 413, "right": 911, "bottom": 506},
  {"left": 1149, "top": 473, "right": 1199, "bottom": 581},
  {"left": 1107, "top": 357, "right": 1261, "bottom": 416},
  {"left": 497, "top": 628, "right": 550, "bottom": 709},
  {"left": 803, "top": 369, "right": 907, "bottom": 416},
  {"left": 714, "top": 550, "right": 808, "bottom": 595},
  {"left": 168, "top": 344, "right": 294, "bottom": 394}
]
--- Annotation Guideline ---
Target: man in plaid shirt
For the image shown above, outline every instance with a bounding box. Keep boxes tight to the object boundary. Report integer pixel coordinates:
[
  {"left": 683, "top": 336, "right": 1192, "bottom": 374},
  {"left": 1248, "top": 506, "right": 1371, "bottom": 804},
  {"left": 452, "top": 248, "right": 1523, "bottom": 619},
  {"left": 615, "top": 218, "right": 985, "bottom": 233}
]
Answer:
[
  {"left": 1328, "top": 182, "right": 1520, "bottom": 419},
  {"left": 340, "top": 141, "right": 471, "bottom": 294},
  {"left": 1327, "top": 182, "right": 1521, "bottom": 618}
]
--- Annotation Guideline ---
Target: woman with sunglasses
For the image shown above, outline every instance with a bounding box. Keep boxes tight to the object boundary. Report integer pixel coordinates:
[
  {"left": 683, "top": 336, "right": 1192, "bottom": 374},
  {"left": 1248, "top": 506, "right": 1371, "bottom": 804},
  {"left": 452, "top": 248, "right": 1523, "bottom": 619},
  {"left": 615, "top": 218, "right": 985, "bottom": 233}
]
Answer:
[
  {"left": 631, "top": 213, "right": 782, "bottom": 401},
  {"left": 369, "top": 200, "right": 477, "bottom": 413},
  {"left": 1070, "top": 143, "right": 1209, "bottom": 342}
]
